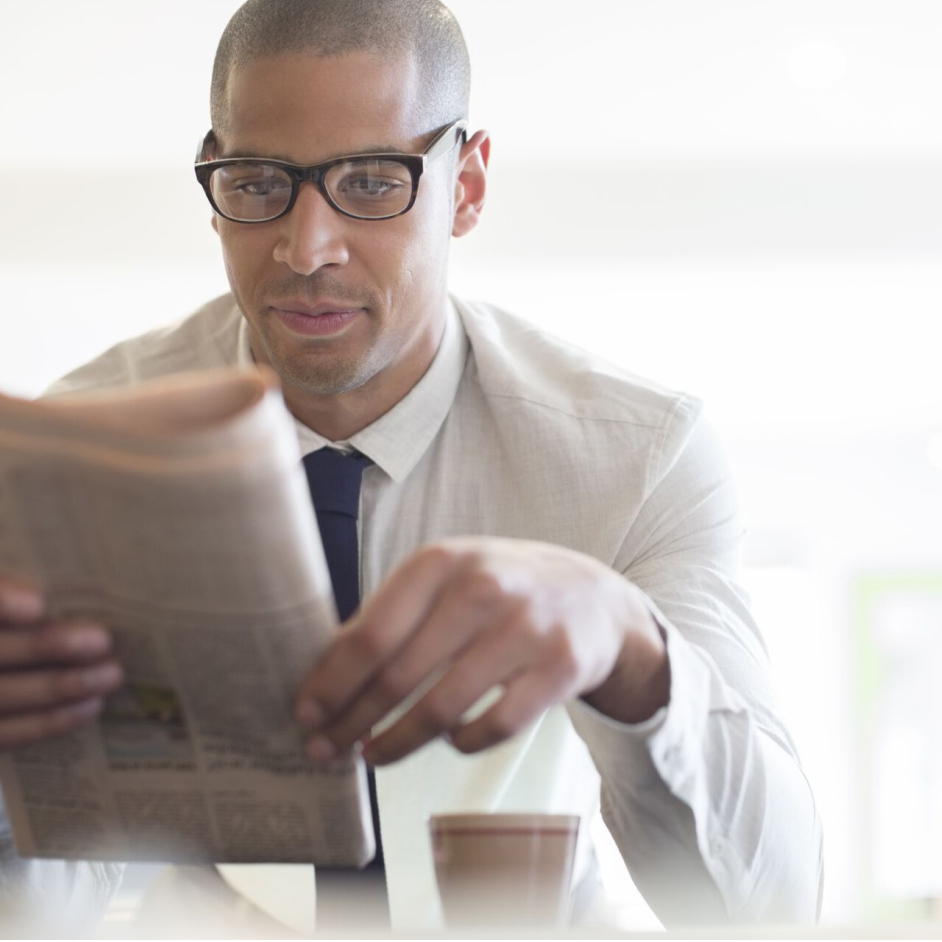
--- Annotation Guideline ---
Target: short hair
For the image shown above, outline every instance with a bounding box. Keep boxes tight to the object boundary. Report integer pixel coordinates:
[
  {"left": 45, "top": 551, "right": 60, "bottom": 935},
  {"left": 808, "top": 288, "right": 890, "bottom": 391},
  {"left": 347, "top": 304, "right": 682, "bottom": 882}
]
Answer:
[{"left": 210, "top": 0, "right": 470, "bottom": 134}]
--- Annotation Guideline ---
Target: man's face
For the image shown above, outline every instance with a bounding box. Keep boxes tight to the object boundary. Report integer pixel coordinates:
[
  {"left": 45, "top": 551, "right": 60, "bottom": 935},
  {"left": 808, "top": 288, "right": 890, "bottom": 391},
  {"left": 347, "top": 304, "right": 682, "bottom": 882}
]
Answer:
[{"left": 212, "top": 51, "right": 459, "bottom": 412}]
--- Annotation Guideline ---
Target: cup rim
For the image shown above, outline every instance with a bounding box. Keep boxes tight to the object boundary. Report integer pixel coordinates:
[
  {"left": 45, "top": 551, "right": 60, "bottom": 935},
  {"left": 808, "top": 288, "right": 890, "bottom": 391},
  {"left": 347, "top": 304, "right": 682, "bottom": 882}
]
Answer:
[{"left": 428, "top": 812, "right": 580, "bottom": 836}]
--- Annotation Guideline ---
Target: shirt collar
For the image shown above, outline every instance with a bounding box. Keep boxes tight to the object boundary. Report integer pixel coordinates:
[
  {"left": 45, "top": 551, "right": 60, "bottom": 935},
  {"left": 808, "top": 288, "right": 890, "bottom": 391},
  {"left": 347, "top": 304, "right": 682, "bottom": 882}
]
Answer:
[{"left": 236, "top": 299, "right": 469, "bottom": 483}]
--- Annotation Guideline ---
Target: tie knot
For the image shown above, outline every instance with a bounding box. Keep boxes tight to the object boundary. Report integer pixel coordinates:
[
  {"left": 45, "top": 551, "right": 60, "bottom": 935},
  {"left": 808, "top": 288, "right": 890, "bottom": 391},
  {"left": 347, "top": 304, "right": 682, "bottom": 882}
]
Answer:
[{"left": 303, "top": 449, "right": 371, "bottom": 518}]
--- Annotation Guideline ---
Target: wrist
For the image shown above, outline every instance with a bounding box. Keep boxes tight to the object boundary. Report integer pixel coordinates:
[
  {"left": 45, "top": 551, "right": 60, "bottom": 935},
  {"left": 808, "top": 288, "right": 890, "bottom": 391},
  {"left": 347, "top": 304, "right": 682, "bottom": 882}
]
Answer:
[{"left": 581, "top": 587, "right": 670, "bottom": 724}]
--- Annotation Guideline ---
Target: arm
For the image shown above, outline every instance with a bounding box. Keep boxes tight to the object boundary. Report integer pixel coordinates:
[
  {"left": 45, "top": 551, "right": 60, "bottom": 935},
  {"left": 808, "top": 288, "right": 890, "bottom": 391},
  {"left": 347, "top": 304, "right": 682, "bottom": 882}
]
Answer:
[
  {"left": 568, "top": 415, "right": 823, "bottom": 924},
  {"left": 293, "top": 417, "right": 823, "bottom": 926}
]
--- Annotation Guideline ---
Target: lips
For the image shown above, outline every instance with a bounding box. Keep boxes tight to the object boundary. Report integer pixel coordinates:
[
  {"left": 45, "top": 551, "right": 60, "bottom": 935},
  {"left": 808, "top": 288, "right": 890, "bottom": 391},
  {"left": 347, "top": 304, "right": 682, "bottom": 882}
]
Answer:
[
  {"left": 269, "top": 301, "right": 364, "bottom": 337},
  {"left": 271, "top": 299, "right": 364, "bottom": 318}
]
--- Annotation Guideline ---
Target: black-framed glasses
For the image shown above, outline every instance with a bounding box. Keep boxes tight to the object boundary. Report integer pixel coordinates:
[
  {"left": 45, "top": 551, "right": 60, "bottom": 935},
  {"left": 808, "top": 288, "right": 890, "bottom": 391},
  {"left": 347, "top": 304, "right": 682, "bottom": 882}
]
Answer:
[{"left": 194, "top": 119, "right": 467, "bottom": 223}]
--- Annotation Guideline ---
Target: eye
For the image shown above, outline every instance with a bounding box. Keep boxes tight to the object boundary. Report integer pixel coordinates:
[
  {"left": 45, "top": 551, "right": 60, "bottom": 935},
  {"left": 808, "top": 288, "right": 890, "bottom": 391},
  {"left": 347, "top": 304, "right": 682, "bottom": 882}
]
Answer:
[
  {"left": 328, "top": 159, "right": 413, "bottom": 206},
  {"left": 214, "top": 164, "right": 292, "bottom": 198},
  {"left": 239, "top": 179, "right": 284, "bottom": 196},
  {"left": 233, "top": 176, "right": 292, "bottom": 197},
  {"left": 341, "top": 176, "right": 405, "bottom": 198}
]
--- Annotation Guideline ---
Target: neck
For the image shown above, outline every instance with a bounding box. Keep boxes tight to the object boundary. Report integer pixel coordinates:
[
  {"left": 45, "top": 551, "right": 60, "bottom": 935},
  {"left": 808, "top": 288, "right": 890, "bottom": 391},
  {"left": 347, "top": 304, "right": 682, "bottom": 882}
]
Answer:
[{"left": 284, "top": 384, "right": 387, "bottom": 442}]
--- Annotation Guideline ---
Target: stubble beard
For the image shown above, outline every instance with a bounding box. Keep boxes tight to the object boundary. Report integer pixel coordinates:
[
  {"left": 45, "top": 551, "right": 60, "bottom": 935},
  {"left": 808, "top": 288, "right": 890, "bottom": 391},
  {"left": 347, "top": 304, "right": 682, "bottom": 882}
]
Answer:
[
  {"left": 258, "top": 315, "right": 385, "bottom": 397},
  {"left": 244, "top": 270, "right": 386, "bottom": 395}
]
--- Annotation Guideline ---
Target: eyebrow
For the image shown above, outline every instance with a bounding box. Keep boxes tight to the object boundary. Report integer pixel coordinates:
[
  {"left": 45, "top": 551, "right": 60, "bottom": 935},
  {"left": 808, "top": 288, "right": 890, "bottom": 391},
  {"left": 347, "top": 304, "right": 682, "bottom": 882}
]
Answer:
[{"left": 217, "top": 143, "right": 410, "bottom": 162}]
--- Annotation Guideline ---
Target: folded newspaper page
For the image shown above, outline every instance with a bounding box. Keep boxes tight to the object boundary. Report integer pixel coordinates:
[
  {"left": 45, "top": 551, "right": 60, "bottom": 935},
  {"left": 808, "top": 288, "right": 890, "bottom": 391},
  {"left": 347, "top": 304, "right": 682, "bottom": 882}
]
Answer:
[{"left": 0, "top": 367, "right": 374, "bottom": 866}]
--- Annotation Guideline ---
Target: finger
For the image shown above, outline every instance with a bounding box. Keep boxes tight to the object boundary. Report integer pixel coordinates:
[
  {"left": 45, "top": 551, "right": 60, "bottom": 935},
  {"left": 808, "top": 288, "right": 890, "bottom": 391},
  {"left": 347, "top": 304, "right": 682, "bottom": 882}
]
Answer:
[
  {"left": 296, "top": 545, "right": 461, "bottom": 726},
  {"left": 306, "top": 571, "right": 521, "bottom": 756},
  {"left": 0, "top": 660, "right": 123, "bottom": 715},
  {"left": 0, "top": 697, "right": 104, "bottom": 750},
  {"left": 360, "top": 619, "right": 538, "bottom": 766},
  {"left": 0, "top": 622, "right": 112, "bottom": 668},
  {"left": 0, "top": 581, "right": 45, "bottom": 623},
  {"left": 449, "top": 665, "right": 579, "bottom": 756}
]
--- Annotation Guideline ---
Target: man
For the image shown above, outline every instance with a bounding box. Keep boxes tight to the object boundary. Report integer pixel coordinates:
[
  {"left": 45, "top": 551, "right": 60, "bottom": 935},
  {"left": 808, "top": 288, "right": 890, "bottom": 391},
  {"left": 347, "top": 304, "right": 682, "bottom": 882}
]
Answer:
[{"left": 0, "top": 0, "right": 823, "bottom": 932}]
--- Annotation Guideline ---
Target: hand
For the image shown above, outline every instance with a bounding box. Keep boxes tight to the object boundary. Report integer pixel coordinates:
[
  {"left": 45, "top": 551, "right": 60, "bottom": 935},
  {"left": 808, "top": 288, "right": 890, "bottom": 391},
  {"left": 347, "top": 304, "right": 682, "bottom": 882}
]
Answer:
[
  {"left": 0, "top": 579, "right": 123, "bottom": 749},
  {"left": 295, "top": 538, "right": 669, "bottom": 766}
]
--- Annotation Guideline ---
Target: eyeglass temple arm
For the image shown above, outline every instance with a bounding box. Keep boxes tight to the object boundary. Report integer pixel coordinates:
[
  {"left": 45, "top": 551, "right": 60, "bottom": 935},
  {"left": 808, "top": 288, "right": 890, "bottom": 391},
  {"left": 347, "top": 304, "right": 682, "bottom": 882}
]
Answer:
[
  {"left": 427, "top": 120, "right": 468, "bottom": 164},
  {"left": 195, "top": 121, "right": 466, "bottom": 167}
]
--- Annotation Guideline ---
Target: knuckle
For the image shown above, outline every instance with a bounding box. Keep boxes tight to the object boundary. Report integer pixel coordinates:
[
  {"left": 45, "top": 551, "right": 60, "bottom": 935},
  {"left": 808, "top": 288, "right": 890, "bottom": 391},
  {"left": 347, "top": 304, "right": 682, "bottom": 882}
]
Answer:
[
  {"left": 452, "top": 738, "right": 475, "bottom": 755},
  {"left": 49, "top": 668, "right": 86, "bottom": 701},
  {"left": 555, "top": 656, "right": 581, "bottom": 690},
  {"left": 349, "top": 624, "right": 387, "bottom": 661},
  {"left": 39, "top": 706, "right": 83, "bottom": 739},
  {"left": 0, "top": 700, "right": 101, "bottom": 750},
  {"left": 414, "top": 542, "right": 460, "bottom": 575},
  {"left": 0, "top": 582, "right": 44, "bottom": 622},
  {"left": 34, "top": 710, "right": 68, "bottom": 740},
  {"left": 414, "top": 695, "right": 453, "bottom": 734},
  {"left": 461, "top": 569, "right": 505, "bottom": 606},
  {"left": 486, "top": 708, "right": 520, "bottom": 742},
  {"left": 311, "top": 686, "right": 345, "bottom": 717},
  {"left": 310, "top": 678, "right": 353, "bottom": 718},
  {"left": 548, "top": 627, "right": 579, "bottom": 668},
  {"left": 0, "top": 634, "right": 25, "bottom": 670},
  {"left": 0, "top": 716, "right": 52, "bottom": 751},
  {"left": 506, "top": 610, "right": 540, "bottom": 644},
  {"left": 30, "top": 627, "right": 69, "bottom": 662},
  {"left": 372, "top": 663, "right": 411, "bottom": 703}
]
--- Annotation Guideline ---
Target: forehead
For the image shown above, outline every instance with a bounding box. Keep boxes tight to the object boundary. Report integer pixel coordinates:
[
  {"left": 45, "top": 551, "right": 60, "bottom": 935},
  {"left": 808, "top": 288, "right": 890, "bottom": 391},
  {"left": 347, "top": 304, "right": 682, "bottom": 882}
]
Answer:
[{"left": 219, "top": 50, "right": 426, "bottom": 162}]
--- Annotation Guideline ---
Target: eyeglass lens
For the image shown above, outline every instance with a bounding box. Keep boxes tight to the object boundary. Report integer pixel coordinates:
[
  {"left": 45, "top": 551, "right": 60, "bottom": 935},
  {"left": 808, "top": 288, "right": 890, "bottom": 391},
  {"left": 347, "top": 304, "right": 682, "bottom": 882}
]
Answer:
[{"left": 209, "top": 158, "right": 415, "bottom": 221}]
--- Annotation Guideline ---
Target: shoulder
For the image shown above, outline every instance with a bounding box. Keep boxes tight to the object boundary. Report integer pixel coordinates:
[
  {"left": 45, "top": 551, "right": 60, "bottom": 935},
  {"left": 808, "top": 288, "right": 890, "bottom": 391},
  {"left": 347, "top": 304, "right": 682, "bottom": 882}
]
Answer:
[
  {"left": 44, "top": 294, "right": 243, "bottom": 397},
  {"left": 454, "top": 298, "right": 704, "bottom": 474}
]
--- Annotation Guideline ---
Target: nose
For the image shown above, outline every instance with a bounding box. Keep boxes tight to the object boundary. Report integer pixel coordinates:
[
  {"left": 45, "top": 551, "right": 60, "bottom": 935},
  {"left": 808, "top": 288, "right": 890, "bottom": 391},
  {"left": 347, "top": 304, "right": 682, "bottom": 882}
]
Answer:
[{"left": 272, "top": 182, "right": 350, "bottom": 276}]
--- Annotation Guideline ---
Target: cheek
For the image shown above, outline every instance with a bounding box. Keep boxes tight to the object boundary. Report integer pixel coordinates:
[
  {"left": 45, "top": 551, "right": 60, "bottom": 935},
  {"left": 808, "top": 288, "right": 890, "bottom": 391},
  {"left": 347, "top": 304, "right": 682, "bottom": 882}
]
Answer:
[
  {"left": 378, "top": 200, "right": 452, "bottom": 296},
  {"left": 218, "top": 228, "right": 274, "bottom": 290}
]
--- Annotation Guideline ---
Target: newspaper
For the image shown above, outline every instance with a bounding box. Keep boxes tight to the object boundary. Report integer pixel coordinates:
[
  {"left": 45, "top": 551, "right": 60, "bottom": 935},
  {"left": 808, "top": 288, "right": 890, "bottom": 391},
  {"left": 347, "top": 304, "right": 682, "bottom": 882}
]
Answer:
[{"left": 0, "top": 367, "right": 374, "bottom": 866}]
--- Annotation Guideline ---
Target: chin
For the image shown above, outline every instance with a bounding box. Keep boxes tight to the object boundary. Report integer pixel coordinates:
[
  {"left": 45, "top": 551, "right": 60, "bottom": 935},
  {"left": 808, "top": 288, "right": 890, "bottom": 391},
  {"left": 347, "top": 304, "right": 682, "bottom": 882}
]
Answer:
[{"left": 278, "top": 353, "right": 375, "bottom": 398}]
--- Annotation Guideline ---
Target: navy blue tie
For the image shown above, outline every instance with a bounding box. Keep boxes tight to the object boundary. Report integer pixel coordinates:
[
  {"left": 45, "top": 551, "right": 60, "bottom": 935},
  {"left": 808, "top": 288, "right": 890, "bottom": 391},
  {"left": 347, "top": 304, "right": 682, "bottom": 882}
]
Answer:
[
  {"left": 303, "top": 449, "right": 372, "bottom": 623},
  {"left": 302, "top": 448, "right": 387, "bottom": 928}
]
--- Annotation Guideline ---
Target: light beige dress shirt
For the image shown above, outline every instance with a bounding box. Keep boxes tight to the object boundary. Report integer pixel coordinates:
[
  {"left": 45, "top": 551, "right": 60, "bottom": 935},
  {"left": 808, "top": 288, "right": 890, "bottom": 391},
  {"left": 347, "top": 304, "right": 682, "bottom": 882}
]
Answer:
[{"left": 10, "top": 293, "right": 823, "bottom": 933}]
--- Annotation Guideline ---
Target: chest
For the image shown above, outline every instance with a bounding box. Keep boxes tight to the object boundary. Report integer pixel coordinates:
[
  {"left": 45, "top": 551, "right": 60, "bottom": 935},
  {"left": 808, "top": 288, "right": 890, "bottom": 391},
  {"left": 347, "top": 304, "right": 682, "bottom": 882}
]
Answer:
[{"left": 357, "top": 405, "right": 649, "bottom": 597}]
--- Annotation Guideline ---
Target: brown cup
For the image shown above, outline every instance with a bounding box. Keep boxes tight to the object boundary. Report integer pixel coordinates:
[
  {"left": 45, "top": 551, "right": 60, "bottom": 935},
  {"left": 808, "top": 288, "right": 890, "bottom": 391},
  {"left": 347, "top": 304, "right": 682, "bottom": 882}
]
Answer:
[{"left": 429, "top": 813, "right": 580, "bottom": 928}]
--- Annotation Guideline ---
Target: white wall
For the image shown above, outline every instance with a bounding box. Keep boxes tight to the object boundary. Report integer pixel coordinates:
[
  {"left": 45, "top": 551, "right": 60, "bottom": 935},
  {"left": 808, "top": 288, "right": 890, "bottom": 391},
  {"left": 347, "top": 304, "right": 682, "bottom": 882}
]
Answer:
[{"left": 2, "top": 0, "right": 942, "bottom": 927}]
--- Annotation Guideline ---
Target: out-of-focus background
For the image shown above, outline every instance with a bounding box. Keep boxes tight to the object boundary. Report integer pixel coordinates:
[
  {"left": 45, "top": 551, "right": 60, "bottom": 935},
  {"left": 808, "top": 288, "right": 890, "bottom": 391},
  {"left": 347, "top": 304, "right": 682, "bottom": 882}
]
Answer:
[{"left": 2, "top": 0, "right": 941, "bottom": 931}]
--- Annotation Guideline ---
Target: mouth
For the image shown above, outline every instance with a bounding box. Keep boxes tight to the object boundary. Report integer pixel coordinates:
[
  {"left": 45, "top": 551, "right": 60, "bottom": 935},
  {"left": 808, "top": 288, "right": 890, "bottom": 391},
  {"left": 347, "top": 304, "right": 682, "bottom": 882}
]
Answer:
[{"left": 269, "top": 300, "right": 365, "bottom": 337}]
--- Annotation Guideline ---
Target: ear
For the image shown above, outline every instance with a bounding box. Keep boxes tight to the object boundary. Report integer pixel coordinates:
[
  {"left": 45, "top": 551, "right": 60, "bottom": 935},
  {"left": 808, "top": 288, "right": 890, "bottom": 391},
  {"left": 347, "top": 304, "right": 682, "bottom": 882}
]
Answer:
[{"left": 452, "top": 130, "right": 490, "bottom": 238}]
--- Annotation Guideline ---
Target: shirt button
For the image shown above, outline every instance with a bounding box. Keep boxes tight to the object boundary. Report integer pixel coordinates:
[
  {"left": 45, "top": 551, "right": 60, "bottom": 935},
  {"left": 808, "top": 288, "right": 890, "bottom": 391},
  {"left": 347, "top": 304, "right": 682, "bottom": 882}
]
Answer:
[
  {"left": 662, "top": 745, "right": 680, "bottom": 766},
  {"left": 710, "top": 838, "right": 726, "bottom": 858}
]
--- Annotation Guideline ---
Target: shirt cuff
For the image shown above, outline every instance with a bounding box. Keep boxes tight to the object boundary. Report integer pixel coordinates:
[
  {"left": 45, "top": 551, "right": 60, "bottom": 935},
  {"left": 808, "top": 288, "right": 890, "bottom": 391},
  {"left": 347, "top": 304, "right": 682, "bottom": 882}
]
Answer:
[{"left": 566, "top": 592, "right": 744, "bottom": 796}]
